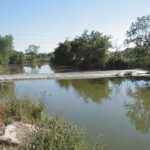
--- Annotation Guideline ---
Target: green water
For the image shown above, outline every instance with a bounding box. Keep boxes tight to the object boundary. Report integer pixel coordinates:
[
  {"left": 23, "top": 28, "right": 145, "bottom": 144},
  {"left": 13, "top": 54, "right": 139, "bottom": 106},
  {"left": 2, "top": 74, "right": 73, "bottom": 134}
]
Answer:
[{"left": 0, "top": 76, "right": 150, "bottom": 150}]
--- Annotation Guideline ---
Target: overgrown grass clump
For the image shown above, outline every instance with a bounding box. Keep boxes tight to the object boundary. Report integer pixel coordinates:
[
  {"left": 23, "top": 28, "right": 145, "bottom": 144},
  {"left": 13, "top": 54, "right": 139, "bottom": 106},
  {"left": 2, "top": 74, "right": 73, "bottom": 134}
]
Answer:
[
  {"left": 23, "top": 117, "right": 87, "bottom": 150},
  {"left": 0, "top": 92, "right": 44, "bottom": 125}
]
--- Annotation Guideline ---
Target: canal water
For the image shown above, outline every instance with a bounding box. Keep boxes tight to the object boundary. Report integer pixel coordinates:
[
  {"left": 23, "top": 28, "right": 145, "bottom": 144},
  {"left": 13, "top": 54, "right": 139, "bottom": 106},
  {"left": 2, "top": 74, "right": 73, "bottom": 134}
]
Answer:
[{"left": 0, "top": 64, "right": 150, "bottom": 150}]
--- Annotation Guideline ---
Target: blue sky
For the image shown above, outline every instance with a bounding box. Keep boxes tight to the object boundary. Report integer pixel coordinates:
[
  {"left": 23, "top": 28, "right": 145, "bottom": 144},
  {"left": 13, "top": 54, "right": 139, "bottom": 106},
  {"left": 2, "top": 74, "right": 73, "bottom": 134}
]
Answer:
[{"left": 1, "top": 0, "right": 150, "bottom": 53}]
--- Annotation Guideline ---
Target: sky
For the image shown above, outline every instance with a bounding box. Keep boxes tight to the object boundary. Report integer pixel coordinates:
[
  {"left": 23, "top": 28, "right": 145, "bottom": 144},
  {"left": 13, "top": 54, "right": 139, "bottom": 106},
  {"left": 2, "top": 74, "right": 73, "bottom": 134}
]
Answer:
[{"left": 0, "top": 0, "right": 150, "bottom": 53}]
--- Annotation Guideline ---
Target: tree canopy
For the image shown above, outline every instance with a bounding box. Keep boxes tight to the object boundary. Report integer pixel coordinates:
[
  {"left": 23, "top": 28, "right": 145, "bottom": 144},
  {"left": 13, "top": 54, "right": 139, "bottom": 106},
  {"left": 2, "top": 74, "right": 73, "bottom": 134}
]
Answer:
[
  {"left": 52, "top": 30, "right": 112, "bottom": 69},
  {"left": 25, "top": 44, "right": 40, "bottom": 60},
  {"left": 0, "top": 35, "right": 14, "bottom": 64},
  {"left": 126, "top": 15, "right": 150, "bottom": 59},
  {"left": 25, "top": 45, "right": 40, "bottom": 56}
]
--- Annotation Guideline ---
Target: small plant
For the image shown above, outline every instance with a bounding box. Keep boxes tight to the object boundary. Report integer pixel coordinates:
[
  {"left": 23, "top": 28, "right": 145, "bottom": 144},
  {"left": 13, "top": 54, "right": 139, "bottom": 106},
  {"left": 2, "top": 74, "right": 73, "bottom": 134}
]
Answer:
[{"left": 92, "top": 133, "right": 106, "bottom": 150}]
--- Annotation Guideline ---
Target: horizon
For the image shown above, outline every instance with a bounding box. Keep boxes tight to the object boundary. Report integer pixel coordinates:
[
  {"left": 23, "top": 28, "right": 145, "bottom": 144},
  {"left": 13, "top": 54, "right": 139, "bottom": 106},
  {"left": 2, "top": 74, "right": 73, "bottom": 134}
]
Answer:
[{"left": 1, "top": 0, "right": 150, "bottom": 53}]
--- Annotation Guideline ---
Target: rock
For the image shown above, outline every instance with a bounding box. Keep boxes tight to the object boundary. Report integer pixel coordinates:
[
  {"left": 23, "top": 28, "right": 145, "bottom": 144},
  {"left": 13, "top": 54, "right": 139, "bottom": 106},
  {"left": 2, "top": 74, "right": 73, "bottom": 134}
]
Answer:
[
  {"left": 124, "top": 71, "right": 133, "bottom": 76},
  {"left": 0, "top": 122, "right": 35, "bottom": 145},
  {"left": 0, "top": 122, "right": 5, "bottom": 136}
]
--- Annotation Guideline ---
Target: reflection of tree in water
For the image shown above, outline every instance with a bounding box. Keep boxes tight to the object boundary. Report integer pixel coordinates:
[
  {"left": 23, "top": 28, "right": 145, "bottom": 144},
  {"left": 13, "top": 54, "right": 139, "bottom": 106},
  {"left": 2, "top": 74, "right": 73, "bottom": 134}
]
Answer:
[
  {"left": 24, "top": 63, "right": 49, "bottom": 74},
  {"left": 0, "top": 65, "right": 25, "bottom": 74},
  {"left": 56, "top": 78, "right": 112, "bottom": 104},
  {"left": 109, "top": 77, "right": 124, "bottom": 86},
  {"left": 125, "top": 80, "right": 150, "bottom": 133},
  {"left": 25, "top": 64, "right": 40, "bottom": 74}
]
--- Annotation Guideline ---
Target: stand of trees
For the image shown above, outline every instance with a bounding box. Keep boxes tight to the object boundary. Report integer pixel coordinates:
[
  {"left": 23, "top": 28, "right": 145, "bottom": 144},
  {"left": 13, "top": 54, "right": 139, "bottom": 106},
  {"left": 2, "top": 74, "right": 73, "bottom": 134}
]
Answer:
[
  {"left": 51, "top": 15, "right": 150, "bottom": 70},
  {"left": 126, "top": 15, "right": 150, "bottom": 69},
  {"left": 0, "top": 15, "right": 150, "bottom": 70},
  {"left": 0, "top": 36, "right": 49, "bottom": 65},
  {"left": 52, "top": 30, "right": 112, "bottom": 69},
  {"left": 0, "top": 35, "right": 24, "bottom": 65}
]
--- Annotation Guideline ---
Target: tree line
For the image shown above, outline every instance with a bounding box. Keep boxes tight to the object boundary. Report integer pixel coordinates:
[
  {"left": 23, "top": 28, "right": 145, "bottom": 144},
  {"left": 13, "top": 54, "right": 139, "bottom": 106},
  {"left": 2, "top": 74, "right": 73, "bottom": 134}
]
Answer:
[
  {"left": 0, "top": 35, "right": 23, "bottom": 65},
  {"left": 0, "top": 36, "right": 49, "bottom": 65},
  {"left": 0, "top": 15, "right": 150, "bottom": 69},
  {"left": 52, "top": 15, "right": 150, "bottom": 70}
]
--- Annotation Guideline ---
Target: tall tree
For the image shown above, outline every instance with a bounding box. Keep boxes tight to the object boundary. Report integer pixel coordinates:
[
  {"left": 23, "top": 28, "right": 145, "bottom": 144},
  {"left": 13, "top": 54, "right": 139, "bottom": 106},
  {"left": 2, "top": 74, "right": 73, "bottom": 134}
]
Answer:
[
  {"left": 0, "top": 35, "right": 14, "bottom": 64},
  {"left": 126, "top": 15, "right": 150, "bottom": 59},
  {"left": 25, "top": 44, "right": 40, "bottom": 60}
]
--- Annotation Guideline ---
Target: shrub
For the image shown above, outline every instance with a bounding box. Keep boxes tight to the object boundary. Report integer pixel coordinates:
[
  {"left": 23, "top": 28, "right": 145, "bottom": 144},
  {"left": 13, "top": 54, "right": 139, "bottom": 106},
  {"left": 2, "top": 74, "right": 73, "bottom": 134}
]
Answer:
[
  {"left": 23, "top": 117, "right": 87, "bottom": 150},
  {"left": 106, "top": 57, "right": 129, "bottom": 69}
]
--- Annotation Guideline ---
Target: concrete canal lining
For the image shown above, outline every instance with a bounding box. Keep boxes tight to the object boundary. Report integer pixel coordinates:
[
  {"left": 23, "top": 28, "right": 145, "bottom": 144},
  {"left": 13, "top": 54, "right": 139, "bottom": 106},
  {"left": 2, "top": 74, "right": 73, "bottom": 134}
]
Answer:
[{"left": 0, "top": 69, "right": 149, "bottom": 81}]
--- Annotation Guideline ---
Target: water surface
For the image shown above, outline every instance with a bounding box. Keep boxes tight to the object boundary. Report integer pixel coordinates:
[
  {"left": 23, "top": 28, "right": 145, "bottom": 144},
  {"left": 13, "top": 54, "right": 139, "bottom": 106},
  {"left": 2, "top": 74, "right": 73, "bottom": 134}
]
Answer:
[
  {"left": 0, "top": 64, "right": 80, "bottom": 74},
  {"left": 0, "top": 77, "right": 150, "bottom": 150}
]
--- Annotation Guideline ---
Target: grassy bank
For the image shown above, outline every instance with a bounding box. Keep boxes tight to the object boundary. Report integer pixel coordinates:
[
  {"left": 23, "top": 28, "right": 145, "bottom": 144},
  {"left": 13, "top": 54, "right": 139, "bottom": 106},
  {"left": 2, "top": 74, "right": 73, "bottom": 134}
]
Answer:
[{"left": 0, "top": 88, "right": 103, "bottom": 150}]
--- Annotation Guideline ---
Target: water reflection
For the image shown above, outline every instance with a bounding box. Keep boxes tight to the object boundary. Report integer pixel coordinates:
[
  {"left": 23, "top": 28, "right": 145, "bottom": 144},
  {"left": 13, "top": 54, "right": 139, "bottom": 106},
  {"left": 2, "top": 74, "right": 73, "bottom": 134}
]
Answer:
[
  {"left": 1, "top": 77, "right": 150, "bottom": 150},
  {"left": 23, "top": 63, "right": 54, "bottom": 74},
  {"left": 0, "top": 63, "right": 80, "bottom": 74},
  {"left": 0, "top": 63, "right": 53, "bottom": 75},
  {"left": 56, "top": 78, "right": 112, "bottom": 104},
  {"left": 0, "top": 65, "right": 25, "bottom": 74},
  {"left": 23, "top": 64, "right": 42, "bottom": 74},
  {"left": 125, "top": 79, "right": 150, "bottom": 133}
]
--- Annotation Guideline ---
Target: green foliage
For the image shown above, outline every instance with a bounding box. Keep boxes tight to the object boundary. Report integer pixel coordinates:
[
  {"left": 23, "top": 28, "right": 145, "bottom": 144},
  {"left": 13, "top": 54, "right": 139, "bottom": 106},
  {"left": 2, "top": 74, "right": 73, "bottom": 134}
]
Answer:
[
  {"left": 3, "top": 97, "right": 44, "bottom": 125},
  {"left": 0, "top": 34, "right": 25, "bottom": 65},
  {"left": 126, "top": 15, "right": 150, "bottom": 60},
  {"left": 106, "top": 57, "right": 129, "bottom": 69},
  {"left": 24, "top": 117, "right": 87, "bottom": 150},
  {"left": 0, "top": 82, "right": 44, "bottom": 124},
  {"left": 0, "top": 35, "right": 14, "bottom": 64},
  {"left": 147, "top": 61, "right": 150, "bottom": 70},
  {"left": 52, "top": 30, "right": 112, "bottom": 69},
  {"left": 0, "top": 83, "right": 103, "bottom": 150},
  {"left": 25, "top": 45, "right": 40, "bottom": 60},
  {"left": 52, "top": 40, "right": 74, "bottom": 66},
  {"left": 9, "top": 50, "right": 24, "bottom": 64}
]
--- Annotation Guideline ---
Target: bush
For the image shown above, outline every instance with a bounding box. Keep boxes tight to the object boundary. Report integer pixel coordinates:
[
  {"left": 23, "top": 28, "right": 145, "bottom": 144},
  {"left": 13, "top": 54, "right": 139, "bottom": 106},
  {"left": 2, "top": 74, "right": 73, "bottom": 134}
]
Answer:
[
  {"left": 3, "top": 98, "right": 44, "bottom": 125},
  {"left": 106, "top": 57, "right": 129, "bottom": 69},
  {"left": 23, "top": 117, "right": 87, "bottom": 150}
]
